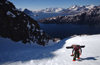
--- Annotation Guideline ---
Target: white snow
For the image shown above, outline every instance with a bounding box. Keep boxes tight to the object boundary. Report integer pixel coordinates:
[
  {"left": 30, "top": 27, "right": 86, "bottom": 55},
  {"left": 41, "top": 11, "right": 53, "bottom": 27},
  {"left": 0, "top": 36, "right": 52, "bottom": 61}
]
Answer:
[
  {"left": 24, "top": 15, "right": 26, "bottom": 16},
  {"left": 33, "top": 8, "right": 64, "bottom": 13},
  {"left": 17, "top": 13, "right": 21, "bottom": 16},
  {"left": 36, "top": 29, "right": 39, "bottom": 31},
  {"left": 7, "top": 11, "right": 16, "bottom": 18},
  {"left": 86, "top": 5, "right": 95, "bottom": 9},
  {"left": 27, "top": 22, "right": 31, "bottom": 29},
  {"left": 0, "top": 34, "right": 100, "bottom": 65},
  {"left": 40, "top": 30, "right": 43, "bottom": 35},
  {"left": 32, "top": 24, "right": 35, "bottom": 27},
  {"left": 69, "top": 5, "right": 79, "bottom": 11}
]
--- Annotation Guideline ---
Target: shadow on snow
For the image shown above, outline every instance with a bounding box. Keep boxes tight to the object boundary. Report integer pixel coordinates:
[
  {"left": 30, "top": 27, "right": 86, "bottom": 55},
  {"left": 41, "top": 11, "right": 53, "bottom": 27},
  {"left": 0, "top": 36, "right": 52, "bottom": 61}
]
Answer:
[
  {"left": 0, "top": 37, "right": 70, "bottom": 64},
  {"left": 79, "top": 56, "right": 100, "bottom": 61}
]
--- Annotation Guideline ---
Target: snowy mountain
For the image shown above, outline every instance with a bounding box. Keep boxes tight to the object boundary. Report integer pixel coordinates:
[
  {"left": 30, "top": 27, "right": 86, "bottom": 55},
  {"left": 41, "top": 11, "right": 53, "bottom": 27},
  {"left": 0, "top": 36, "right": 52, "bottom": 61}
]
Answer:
[
  {"left": 24, "top": 5, "right": 96, "bottom": 20},
  {"left": 0, "top": 34, "right": 100, "bottom": 65},
  {"left": 24, "top": 9, "right": 33, "bottom": 15},
  {"left": 39, "top": 6, "right": 100, "bottom": 25},
  {"left": 33, "top": 8, "right": 65, "bottom": 13},
  {"left": 62, "top": 5, "right": 96, "bottom": 15},
  {"left": 68, "top": 5, "right": 95, "bottom": 11},
  {"left": 86, "top": 5, "right": 95, "bottom": 9},
  {"left": 24, "top": 8, "right": 67, "bottom": 20},
  {"left": 0, "top": 0, "right": 49, "bottom": 45}
]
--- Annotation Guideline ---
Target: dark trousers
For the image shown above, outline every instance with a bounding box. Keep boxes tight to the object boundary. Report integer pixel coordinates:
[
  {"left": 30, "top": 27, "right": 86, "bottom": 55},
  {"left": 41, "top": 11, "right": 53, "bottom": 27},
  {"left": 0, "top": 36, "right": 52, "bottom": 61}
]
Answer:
[{"left": 73, "top": 51, "right": 80, "bottom": 60}]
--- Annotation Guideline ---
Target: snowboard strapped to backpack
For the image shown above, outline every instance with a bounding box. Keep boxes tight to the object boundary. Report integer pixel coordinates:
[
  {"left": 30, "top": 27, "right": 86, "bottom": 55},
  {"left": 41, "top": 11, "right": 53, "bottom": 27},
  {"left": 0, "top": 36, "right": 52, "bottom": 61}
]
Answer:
[{"left": 66, "top": 45, "right": 85, "bottom": 49}]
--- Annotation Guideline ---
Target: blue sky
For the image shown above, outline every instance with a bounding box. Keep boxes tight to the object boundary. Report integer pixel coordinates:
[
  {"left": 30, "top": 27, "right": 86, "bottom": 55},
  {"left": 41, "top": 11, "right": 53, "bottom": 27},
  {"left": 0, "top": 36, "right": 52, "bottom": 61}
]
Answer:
[{"left": 10, "top": 0, "right": 100, "bottom": 10}]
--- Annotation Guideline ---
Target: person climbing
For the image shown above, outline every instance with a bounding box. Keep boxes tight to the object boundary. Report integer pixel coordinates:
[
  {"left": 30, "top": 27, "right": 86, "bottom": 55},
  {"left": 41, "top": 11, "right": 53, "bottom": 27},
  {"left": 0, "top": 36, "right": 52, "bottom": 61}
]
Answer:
[
  {"left": 71, "top": 45, "right": 82, "bottom": 61},
  {"left": 66, "top": 44, "right": 85, "bottom": 61}
]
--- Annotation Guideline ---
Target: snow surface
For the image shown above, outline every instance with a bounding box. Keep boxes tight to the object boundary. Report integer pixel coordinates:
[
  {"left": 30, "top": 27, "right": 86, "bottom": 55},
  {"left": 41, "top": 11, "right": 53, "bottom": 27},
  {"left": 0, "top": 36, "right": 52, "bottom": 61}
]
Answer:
[
  {"left": 7, "top": 11, "right": 16, "bottom": 18},
  {"left": 0, "top": 34, "right": 100, "bottom": 65},
  {"left": 86, "top": 5, "right": 95, "bottom": 9},
  {"left": 27, "top": 22, "right": 31, "bottom": 29}
]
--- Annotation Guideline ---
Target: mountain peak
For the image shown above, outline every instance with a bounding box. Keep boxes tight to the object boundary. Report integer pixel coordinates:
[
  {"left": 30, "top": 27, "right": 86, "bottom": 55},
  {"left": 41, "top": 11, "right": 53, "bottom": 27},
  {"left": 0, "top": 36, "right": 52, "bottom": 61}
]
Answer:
[
  {"left": 32, "top": 7, "right": 65, "bottom": 13},
  {"left": 86, "top": 4, "right": 95, "bottom": 9},
  {"left": 67, "top": 5, "right": 96, "bottom": 11},
  {"left": 68, "top": 5, "right": 80, "bottom": 10}
]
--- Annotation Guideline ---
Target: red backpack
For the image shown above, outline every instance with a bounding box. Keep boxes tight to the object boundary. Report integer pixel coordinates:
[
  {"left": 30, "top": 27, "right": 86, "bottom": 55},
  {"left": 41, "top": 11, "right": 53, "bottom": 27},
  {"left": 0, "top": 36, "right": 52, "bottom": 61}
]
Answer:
[{"left": 74, "top": 45, "right": 80, "bottom": 51}]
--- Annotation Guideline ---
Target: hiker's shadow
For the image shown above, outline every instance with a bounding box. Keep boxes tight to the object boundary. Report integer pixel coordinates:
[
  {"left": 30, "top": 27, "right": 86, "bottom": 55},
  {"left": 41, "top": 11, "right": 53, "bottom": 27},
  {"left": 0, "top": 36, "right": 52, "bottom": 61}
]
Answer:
[{"left": 79, "top": 56, "right": 99, "bottom": 61}]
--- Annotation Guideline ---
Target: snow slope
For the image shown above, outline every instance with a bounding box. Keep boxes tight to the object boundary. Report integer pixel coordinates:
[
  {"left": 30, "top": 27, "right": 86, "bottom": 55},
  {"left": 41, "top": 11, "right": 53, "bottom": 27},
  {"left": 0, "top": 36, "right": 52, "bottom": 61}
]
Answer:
[{"left": 0, "top": 34, "right": 100, "bottom": 65}]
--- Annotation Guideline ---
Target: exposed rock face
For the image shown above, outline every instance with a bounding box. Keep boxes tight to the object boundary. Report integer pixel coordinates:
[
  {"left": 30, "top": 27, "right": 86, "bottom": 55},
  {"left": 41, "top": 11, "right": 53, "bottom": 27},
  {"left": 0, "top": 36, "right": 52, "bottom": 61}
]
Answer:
[{"left": 0, "top": 0, "right": 49, "bottom": 46}]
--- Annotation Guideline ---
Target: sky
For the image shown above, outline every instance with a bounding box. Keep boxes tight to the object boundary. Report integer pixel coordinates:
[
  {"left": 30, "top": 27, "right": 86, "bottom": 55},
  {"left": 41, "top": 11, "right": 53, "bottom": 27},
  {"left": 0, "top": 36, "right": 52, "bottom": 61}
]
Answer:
[{"left": 9, "top": 0, "right": 100, "bottom": 10}]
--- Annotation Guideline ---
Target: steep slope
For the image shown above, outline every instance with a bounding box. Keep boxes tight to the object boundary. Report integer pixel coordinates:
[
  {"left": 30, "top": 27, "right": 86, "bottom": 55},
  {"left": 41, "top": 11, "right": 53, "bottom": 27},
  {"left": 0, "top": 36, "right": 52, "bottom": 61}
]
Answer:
[
  {"left": 0, "top": 0, "right": 49, "bottom": 45},
  {"left": 0, "top": 34, "right": 100, "bottom": 65}
]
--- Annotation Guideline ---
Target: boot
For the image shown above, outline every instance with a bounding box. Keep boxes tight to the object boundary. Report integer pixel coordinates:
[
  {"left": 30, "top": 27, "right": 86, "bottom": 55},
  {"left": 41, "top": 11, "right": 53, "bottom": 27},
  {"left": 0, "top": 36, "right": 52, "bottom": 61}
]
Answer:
[
  {"left": 71, "top": 54, "right": 74, "bottom": 56},
  {"left": 73, "top": 60, "right": 76, "bottom": 61}
]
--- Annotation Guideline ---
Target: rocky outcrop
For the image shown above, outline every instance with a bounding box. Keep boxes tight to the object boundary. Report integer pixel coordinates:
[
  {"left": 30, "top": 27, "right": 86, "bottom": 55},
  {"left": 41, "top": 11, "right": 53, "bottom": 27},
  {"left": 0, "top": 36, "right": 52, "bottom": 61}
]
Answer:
[{"left": 0, "top": 0, "right": 49, "bottom": 46}]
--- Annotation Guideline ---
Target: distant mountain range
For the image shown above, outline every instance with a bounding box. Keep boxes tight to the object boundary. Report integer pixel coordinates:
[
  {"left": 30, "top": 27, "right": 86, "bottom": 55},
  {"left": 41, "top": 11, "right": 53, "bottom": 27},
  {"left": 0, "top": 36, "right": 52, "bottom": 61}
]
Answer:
[
  {"left": 24, "top": 8, "right": 67, "bottom": 21},
  {"left": 39, "top": 6, "right": 100, "bottom": 25},
  {"left": 24, "top": 5, "right": 97, "bottom": 20}
]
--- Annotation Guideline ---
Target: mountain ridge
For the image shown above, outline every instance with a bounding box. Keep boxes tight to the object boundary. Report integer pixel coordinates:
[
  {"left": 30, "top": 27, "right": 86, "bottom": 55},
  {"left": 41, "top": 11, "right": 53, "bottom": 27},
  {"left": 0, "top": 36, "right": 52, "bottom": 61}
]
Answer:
[
  {"left": 39, "top": 6, "right": 100, "bottom": 25},
  {"left": 24, "top": 5, "right": 98, "bottom": 20},
  {"left": 0, "top": 0, "right": 49, "bottom": 45}
]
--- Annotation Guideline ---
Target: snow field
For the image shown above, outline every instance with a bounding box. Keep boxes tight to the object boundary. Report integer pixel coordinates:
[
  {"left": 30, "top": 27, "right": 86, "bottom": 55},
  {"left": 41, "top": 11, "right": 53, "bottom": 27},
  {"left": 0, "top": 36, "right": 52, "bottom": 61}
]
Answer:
[{"left": 0, "top": 34, "right": 100, "bottom": 65}]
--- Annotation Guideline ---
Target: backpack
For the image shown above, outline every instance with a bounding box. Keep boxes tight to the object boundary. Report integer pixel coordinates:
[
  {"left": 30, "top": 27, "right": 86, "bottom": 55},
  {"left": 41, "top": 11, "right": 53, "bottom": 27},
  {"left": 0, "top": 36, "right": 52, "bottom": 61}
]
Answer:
[{"left": 74, "top": 45, "right": 80, "bottom": 51}]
